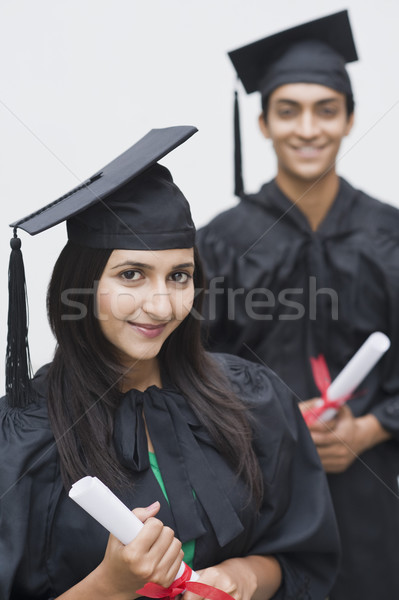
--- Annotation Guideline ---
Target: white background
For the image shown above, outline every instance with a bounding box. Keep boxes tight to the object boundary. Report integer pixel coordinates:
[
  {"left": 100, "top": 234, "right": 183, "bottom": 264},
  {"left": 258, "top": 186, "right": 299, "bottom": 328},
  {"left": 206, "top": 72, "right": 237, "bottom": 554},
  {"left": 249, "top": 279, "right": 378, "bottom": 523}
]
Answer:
[{"left": 1, "top": 0, "right": 398, "bottom": 392}]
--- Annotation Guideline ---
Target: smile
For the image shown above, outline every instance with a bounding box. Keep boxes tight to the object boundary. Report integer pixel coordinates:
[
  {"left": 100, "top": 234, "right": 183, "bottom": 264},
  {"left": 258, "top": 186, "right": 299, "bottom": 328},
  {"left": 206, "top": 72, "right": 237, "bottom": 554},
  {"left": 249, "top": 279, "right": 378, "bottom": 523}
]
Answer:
[
  {"left": 291, "top": 145, "right": 326, "bottom": 158},
  {"left": 128, "top": 322, "right": 169, "bottom": 339}
]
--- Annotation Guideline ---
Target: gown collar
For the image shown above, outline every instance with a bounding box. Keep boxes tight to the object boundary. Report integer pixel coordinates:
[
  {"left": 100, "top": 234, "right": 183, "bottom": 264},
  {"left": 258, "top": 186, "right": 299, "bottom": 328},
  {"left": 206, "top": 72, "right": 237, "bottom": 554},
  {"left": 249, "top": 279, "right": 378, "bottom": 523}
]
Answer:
[
  {"left": 113, "top": 385, "right": 244, "bottom": 545},
  {"left": 245, "top": 177, "right": 359, "bottom": 237}
]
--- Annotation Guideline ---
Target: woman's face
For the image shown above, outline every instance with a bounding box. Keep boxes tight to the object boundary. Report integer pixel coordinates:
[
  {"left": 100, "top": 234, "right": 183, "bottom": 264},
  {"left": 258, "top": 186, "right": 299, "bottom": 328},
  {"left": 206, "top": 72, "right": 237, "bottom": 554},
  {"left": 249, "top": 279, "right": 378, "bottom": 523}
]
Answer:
[{"left": 96, "top": 248, "right": 195, "bottom": 366}]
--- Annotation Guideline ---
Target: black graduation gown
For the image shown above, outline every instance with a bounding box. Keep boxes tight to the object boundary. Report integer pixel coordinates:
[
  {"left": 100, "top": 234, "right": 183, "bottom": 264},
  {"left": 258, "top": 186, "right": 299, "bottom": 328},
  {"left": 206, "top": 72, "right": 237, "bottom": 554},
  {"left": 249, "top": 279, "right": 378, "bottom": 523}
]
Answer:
[
  {"left": 197, "top": 177, "right": 399, "bottom": 600},
  {"left": 0, "top": 354, "right": 339, "bottom": 600}
]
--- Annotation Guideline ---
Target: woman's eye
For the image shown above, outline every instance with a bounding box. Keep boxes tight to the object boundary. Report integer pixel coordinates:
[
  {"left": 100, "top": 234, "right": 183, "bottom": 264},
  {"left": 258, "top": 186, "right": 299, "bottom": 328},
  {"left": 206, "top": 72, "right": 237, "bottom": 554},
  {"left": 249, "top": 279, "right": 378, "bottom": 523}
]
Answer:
[
  {"left": 171, "top": 272, "right": 190, "bottom": 283},
  {"left": 121, "top": 270, "right": 141, "bottom": 281}
]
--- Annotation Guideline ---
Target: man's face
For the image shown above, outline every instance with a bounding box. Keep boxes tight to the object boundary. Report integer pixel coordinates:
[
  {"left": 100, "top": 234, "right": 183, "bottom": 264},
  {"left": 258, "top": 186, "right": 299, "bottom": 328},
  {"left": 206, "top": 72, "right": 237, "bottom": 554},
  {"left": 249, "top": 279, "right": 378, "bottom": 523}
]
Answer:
[{"left": 259, "top": 83, "right": 354, "bottom": 184}]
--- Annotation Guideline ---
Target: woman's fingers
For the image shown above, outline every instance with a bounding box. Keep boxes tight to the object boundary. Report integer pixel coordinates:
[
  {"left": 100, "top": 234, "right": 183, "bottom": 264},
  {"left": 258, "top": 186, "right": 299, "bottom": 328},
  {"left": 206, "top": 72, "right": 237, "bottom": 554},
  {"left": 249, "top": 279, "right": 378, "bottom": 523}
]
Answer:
[
  {"left": 123, "top": 518, "right": 183, "bottom": 586},
  {"left": 155, "top": 541, "right": 184, "bottom": 588},
  {"left": 99, "top": 506, "right": 184, "bottom": 595},
  {"left": 133, "top": 501, "right": 161, "bottom": 523},
  {"left": 144, "top": 524, "right": 183, "bottom": 586}
]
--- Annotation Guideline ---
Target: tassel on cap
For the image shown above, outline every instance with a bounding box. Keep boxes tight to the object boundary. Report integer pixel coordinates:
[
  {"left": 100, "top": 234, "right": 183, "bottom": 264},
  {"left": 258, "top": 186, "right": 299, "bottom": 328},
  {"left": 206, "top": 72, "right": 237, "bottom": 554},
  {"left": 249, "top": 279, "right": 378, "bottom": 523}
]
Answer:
[
  {"left": 233, "top": 88, "right": 244, "bottom": 198},
  {"left": 6, "top": 228, "right": 32, "bottom": 407}
]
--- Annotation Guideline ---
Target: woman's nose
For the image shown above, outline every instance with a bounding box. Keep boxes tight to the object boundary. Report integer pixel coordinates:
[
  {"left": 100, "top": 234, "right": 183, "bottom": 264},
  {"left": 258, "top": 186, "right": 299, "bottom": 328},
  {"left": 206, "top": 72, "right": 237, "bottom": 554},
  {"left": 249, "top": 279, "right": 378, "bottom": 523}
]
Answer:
[{"left": 143, "top": 286, "right": 173, "bottom": 321}]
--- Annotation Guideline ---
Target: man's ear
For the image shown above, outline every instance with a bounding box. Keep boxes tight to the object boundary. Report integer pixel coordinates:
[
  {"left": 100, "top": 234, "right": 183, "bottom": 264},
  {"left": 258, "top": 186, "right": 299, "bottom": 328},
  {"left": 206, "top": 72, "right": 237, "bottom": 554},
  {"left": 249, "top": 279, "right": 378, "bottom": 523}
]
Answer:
[
  {"left": 258, "top": 112, "right": 271, "bottom": 139},
  {"left": 345, "top": 111, "right": 355, "bottom": 137}
]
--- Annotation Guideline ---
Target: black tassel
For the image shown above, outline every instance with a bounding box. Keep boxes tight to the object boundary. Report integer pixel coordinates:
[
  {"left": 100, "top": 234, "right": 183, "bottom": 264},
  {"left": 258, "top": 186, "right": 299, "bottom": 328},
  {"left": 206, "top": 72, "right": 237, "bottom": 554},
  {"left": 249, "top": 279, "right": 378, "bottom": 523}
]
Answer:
[
  {"left": 6, "top": 228, "right": 32, "bottom": 407},
  {"left": 234, "top": 88, "right": 244, "bottom": 198}
]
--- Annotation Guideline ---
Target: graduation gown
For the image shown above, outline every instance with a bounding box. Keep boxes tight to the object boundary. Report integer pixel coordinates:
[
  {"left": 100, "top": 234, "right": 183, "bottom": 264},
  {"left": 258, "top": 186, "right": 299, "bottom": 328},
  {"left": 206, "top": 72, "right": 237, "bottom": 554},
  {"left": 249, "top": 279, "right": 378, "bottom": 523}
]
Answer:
[
  {"left": 197, "top": 177, "right": 399, "bottom": 600},
  {"left": 0, "top": 354, "right": 339, "bottom": 599}
]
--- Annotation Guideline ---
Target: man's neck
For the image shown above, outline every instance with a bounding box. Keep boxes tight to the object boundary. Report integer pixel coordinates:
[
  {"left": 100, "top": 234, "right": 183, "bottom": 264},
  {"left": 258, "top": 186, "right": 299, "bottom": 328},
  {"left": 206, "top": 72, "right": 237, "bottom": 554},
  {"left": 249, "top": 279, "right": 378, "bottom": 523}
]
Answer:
[{"left": 275, "top": 169, "right": 340, "bottom": 231}]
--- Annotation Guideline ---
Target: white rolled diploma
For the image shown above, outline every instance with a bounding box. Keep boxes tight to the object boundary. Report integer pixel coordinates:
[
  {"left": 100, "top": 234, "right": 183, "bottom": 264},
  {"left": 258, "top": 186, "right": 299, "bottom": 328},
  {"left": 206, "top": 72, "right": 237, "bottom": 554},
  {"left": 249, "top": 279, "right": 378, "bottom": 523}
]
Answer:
[
  {"left": 69, "top": 475, "right": 199, "bottom": 582},
  {"left": 320, "top": 331, "right": 391, "bottom": 422}
]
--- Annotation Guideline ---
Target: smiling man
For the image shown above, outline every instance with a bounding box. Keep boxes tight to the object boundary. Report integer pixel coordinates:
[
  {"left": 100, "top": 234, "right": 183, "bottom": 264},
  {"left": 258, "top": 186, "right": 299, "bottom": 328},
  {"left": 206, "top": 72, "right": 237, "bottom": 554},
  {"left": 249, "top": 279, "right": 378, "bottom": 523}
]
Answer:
[
  {"left": 258, "top": 82, "right": 353, "bottom": 230},
  {"left": 197, "top": 10, "right": 399, "bottom": 600}
]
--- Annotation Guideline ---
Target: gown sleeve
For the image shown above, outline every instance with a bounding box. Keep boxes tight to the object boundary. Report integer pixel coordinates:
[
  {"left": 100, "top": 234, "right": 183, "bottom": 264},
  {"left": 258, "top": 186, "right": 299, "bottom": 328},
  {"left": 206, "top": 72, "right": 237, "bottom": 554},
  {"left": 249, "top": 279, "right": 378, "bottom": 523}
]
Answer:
[
  {"left": 366, "top": 228, "right": 399, "bottom": 437},
  {"left": 216, "top": 354, "right": 340, "bottom": 600},
  {"left": 0, "top": 394, "right": 58, "bottom": 599}
]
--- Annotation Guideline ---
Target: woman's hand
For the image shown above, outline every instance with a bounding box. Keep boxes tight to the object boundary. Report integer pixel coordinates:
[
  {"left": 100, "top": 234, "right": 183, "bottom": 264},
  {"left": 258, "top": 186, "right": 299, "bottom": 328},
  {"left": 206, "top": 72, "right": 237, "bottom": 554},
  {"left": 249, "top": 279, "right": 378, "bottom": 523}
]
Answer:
[
  {"left": 183, "top": 555, "right": 282, "bottom": 600},
  {"left": 94, "top": 501, "right": 184, "bottom": 599}
]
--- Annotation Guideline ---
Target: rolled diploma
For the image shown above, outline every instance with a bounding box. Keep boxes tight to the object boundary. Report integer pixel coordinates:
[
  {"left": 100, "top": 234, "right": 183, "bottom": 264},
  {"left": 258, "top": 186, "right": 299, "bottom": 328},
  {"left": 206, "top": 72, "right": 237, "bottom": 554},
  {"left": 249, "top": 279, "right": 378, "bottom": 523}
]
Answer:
[
  {"left": 69, "top": 475, "right": 199, "bottom": 582},
  {"left": 320, "top": 331, "right": 391, "bottom": 422}
]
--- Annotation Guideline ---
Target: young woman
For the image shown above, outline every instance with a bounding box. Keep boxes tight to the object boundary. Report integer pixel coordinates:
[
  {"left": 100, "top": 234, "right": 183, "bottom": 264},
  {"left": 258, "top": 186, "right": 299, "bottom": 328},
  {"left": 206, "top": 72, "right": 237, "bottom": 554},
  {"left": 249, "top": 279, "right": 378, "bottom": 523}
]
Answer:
[{"left": 0, "top": 126, "right": 339, "bottom": 599}]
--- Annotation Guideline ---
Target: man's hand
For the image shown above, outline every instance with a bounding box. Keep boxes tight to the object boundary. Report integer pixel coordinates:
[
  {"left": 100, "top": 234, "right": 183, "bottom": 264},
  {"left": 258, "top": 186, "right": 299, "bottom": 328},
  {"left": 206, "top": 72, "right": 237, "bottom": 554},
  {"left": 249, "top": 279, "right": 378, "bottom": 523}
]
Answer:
[{"left": 299, "top": 402, "right": 392, "bottom": 473}]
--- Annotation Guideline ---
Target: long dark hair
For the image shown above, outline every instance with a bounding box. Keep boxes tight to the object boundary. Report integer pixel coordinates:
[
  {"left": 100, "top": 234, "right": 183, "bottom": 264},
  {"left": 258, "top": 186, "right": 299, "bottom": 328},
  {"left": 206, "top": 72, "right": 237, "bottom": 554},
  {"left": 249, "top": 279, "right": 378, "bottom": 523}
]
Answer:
[{"left": 47, "top": 242, "right": 263, "bottom": 504}]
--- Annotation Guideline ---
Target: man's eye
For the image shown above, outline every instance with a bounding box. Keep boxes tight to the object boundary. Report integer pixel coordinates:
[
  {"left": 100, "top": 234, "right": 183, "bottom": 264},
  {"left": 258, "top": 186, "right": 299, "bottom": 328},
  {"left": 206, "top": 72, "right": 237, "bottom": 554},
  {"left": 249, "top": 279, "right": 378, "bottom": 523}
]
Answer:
[
  {"left": 319, "top": 107, "right": 338, "bottom": 117},
  {"left": 277, "top": 109, "right": 294, "bottom": 117}
]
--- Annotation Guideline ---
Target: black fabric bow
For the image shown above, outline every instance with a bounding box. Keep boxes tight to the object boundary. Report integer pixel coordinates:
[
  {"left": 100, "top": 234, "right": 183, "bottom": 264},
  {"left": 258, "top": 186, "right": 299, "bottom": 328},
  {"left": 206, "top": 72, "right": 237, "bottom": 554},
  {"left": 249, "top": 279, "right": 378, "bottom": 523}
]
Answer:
[{"left": 113, "top": 386, "right": 244, "bottom": 546}]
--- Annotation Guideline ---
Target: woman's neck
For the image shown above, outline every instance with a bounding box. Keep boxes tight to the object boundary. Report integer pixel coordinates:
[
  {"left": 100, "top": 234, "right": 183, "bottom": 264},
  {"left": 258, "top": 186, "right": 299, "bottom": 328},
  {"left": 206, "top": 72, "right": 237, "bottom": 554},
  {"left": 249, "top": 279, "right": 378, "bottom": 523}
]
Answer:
[
  {"left": 120, "top": 357, "right": 162, "bottom": 393},
  {"left": 275, "top": 169, "right": 340, "bottom": 231}
]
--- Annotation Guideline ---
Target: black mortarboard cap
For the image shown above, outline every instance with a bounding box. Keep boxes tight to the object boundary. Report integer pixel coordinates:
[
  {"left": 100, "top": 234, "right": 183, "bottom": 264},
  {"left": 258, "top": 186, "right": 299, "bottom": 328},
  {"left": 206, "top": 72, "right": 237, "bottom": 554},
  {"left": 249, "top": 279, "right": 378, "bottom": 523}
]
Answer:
[
  {"left": 228, "top": 10, "right": 358, "bottom": 197},
  {"left": 229, "top": 10, "right": 357, "bottom": 97},
  {"left": 11, "top": 126, "right": 197, "bottom": 248},
  {"left": 7, "top": 125, "right": 198, "bottom": 407}
]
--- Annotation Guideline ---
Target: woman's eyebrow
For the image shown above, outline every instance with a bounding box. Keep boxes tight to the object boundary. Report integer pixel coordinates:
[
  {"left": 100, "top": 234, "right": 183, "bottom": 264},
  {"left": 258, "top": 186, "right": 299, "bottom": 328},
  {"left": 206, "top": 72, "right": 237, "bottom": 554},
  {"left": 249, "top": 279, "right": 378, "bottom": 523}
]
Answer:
[
  {"left": 171, "top": 262, "right": 195, "bottom": 269},
  {"left": 110, "top": 261, "right": 154, "bottom": 270},
  {"left": 110, "top": 261, "right": 195, "bottom": 271}
]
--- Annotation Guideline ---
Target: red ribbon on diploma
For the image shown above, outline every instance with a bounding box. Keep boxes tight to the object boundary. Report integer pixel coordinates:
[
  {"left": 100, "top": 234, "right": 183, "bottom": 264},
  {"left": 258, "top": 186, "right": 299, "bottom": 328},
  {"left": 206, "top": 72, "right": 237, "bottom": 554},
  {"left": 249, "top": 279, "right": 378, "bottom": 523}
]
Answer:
[
  {"left": 303, "top": 355, "right": 351, "bottom": 426},
  {"left": 136, "top": 563, "right": 235, "bottom": 600}
]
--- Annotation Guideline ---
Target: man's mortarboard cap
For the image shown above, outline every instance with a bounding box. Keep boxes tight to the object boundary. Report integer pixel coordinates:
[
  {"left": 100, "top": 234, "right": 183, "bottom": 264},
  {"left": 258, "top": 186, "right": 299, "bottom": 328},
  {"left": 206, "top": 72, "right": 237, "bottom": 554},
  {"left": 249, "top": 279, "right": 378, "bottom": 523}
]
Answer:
[
  {"left": 7, "top": 125, "right": 198, "bottom": 407},
  {"left": 228, "top": 10, "right": 358, "bottom": 97},
  {"left": 228, "top": 10, "right": 358, "bottom": 197}
]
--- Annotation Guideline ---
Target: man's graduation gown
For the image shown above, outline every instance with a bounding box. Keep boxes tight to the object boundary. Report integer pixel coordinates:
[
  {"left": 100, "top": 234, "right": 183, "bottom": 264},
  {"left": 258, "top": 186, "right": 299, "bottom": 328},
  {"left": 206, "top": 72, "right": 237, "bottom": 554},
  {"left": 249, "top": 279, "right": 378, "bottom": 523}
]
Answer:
[{"left": 197, "top": 178, "right": 399, "bottom": 599}]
